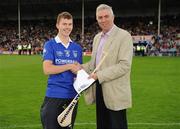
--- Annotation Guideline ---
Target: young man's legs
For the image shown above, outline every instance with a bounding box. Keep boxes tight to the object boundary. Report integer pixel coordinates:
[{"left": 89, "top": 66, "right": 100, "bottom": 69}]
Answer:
[{"left": 40, "top": 97, "right": 78, "bottom": 129}]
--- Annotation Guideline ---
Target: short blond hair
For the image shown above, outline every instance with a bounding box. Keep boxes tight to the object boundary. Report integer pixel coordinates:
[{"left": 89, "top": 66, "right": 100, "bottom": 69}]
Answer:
[{"left": 56, "top": 12, "right": 73, "bottom": 24}]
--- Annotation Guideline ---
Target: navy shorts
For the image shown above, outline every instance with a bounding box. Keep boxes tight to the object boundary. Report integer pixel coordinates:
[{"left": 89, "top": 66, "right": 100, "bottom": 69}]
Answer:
[{"left": 40, "top": 97, "right": 78, "bottom": 129}]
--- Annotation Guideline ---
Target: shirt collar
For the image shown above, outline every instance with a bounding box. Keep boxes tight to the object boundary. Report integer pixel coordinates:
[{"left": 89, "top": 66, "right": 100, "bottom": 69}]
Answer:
[
  {"left": 101, "top": 25, "right": 115, "bottom": 37},
  {"left": 55, "top": 35, "right": 72, "bottom": 48}
]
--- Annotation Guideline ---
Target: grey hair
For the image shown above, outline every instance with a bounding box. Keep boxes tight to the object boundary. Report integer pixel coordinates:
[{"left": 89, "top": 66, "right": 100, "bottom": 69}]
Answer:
[{"left": 96, "top": 4, "right": 114, "bottom": 16}]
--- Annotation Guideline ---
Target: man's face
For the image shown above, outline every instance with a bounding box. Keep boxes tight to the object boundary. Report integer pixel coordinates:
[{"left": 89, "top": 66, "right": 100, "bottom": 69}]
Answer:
[
  {"left": 96, "top": 9, "right": 114, "bottom": 33},
  {"left": 56, "top": 18, "right": 73, "bottom": 37}
]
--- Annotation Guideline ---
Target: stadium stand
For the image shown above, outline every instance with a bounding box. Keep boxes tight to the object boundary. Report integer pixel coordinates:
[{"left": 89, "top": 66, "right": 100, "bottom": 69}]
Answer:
[{"left": 0, "top": 0, "right": 179, "bottom": 56}]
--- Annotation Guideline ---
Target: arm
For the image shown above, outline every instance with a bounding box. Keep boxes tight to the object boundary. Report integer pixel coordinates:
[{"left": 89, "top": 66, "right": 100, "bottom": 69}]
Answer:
[
  {"left": 43, "top": 60, "right": 81, "bottom": 75},
  {"left": 97, "top": 33, "right": 133, "bottom": 83},
  {"left": 82, "top": 61, "right": 91, "bottom": 73}
]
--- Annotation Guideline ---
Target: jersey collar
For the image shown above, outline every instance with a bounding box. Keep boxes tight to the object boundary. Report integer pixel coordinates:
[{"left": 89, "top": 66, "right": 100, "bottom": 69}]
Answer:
[{"left": 55, "top": 35, "right": 72, "bottom": 49}]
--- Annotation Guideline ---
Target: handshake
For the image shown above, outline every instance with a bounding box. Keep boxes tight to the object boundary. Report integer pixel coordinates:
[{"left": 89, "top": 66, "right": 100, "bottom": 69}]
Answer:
[
  {"left": 69, "top": 62, "right": 98, "bottom": 81},
  {"left": 69, "top": 62, "right": 83, "bottom": 74}
]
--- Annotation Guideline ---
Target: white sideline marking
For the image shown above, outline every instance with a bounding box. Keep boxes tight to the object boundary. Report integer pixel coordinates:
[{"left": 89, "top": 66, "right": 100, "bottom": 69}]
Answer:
[{"left": 0, "top": 122, "right": 180, "bottom": 129}]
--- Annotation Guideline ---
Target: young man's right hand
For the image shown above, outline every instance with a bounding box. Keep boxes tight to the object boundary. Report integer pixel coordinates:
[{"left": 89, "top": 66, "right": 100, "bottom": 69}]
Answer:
[{"left": 69, "top": 62, "right": 82, "bottom": 74}]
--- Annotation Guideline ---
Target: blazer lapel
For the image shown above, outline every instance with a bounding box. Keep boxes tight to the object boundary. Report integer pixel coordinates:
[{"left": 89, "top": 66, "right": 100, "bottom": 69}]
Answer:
[
  {"left": 91, "top": 33, "right": 102, "bottom": 68},
  {"left": 94, "top": 34, "right": 102, "bottom": 54}
]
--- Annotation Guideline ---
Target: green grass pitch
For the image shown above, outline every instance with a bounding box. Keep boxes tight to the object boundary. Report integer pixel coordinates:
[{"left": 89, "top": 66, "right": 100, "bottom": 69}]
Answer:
[{"left": 0, "top": 55, "right": 180, "bottom": 129}]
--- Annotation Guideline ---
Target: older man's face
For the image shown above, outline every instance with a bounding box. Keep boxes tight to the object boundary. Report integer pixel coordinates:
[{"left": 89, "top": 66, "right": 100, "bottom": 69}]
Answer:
[{"left": 96, "top": 9, "right": 114, "bottom": 33}]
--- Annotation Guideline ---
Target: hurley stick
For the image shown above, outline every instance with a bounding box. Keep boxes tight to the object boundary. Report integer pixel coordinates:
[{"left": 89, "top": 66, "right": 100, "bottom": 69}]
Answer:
[
  {"left": 57, "top": 51, "right": 107, "bottom": 127},
  {"left": 57, "top": 94, "right": 80, "bottom": 127}
]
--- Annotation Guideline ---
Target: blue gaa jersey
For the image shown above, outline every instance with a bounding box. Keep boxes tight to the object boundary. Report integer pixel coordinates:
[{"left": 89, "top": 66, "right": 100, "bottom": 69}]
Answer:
[{"left": 43, "top": 36, "right": 82, "bottom": 99}]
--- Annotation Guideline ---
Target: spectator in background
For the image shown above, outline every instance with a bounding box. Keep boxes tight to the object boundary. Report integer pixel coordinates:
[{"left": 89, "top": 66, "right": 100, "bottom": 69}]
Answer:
[
  {"left": 27, "top": 43, "right": 32, "bottom": 55},
  {"left": 22, "top": 41, "right": 28, "bottom": 55},
  {"left": 17, "top": 42, "right": 22, "bottom": 55}
]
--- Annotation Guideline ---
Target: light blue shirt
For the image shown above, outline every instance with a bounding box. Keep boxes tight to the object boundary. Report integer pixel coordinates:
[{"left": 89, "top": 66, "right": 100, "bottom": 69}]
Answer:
[{"left": 96, "top": 25, "right": 114, "bottom": 66}]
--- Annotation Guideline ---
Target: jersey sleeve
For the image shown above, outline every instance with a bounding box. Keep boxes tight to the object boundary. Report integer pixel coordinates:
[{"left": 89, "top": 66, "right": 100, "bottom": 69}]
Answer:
[
  {"left": 42, "top": 41, "right": 54, "bottom": 61},
  {"left": 79, "top": 47, "right": 83, "bottom": 64}
]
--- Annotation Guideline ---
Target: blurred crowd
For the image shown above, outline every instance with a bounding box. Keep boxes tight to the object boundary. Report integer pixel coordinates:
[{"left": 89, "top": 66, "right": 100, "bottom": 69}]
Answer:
[{"left": 0, "top": 15, "right": 179, "bottom": 56}]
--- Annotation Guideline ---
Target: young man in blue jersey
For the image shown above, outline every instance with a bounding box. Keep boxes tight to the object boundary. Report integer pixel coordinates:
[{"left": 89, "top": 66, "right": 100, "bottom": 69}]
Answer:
[{"left": 40, "top": 12, "right": 83, "bottom": 129}]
